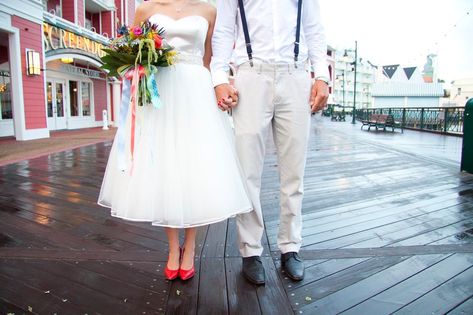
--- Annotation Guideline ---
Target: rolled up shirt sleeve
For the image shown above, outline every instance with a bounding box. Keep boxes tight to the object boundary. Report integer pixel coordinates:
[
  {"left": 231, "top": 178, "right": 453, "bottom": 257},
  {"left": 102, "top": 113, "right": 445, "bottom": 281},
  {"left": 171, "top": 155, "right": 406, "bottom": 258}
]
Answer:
[
  {"left": 303, "top": 0, "right": 329, "bottom": 79},
  {"left": 210, "top": 0, "right": 238, "bottom": 87}
]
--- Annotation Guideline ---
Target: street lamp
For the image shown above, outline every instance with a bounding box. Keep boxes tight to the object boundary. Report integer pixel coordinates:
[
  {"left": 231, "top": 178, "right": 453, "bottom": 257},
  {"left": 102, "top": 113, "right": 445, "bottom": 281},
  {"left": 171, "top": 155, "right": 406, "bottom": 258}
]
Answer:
[
  {"left": 336, "top": 72, "right": 345, "bottom": 108},
  {"left": 343, "top": 40, "right": 358, "bottom": 124}
]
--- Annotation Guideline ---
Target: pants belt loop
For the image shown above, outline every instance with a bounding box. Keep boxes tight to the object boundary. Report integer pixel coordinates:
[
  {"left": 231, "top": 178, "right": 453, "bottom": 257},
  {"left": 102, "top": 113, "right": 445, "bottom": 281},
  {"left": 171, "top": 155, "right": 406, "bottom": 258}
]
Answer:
[{"left": 257, "top": 63, "right": 263, "bottom": 75}]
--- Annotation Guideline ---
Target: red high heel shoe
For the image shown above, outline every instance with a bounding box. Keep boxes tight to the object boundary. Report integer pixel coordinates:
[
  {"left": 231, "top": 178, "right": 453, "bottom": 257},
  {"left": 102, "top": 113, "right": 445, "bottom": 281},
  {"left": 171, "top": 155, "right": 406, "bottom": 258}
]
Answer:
[
  {"left": 164, "top": 247, "right": 182, "bottom": 280},
  {"left": 164, "top": 265, "right": 179, "bottom": 280},
  {"left": 179, "top": 265, "right": 195, "bottom": 281},
  {"left": 179, "top": 248, "right": 195, "bottom": 281}
]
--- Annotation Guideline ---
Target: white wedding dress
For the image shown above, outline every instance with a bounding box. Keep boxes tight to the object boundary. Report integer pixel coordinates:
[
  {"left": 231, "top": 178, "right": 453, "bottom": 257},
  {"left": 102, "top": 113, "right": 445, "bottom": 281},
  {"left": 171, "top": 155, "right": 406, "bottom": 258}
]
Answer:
[{"left": 98, "top": 14, "right": 253, "bottom": 228}]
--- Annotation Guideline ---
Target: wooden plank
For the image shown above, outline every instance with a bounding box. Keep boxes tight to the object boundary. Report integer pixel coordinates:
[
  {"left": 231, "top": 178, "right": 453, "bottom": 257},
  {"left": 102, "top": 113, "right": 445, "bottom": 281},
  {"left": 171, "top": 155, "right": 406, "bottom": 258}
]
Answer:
[
  {"left": 256, "top": 257, "right": 294, "bottom": 315},
  {"left": 0, "top": 298, "right": 29, "bottom": 314},
  {"left": 165, "top": 226, "right": 207, "bottom": 315},
  {"left": 225, "top": 218, "right": 240, "bottom": 258},
  {"left": 288, "top": 256, "right": 408, "bottom": 309},
  {"left": 393, "top": 264, "right": 473, "bottom": 314},
  {"left": 447, "top": 296, "right": 473, "bottom": 314},
  {"left": 197, "top": 258, "right": 228, "bottom": 315},
  {"left": 201, "top": 220, "right": 227, "bottom": 258},
  {"left": 225, "top": 257, "right": 262, "bottom": 315},
  {"left": 0, "top": 259, "right": 133, "bottom": 314},
  {"left": 303, "top": 204, "right": 472, "bottom": 250},
  {"left": 343, "top": 253, "right": 473, "bottom": 314},
  {"left": 0, "top": 273, "right": 88, "bottom": 314},
  {"left": 0, "top": 248, "right": 168, "bottom": 261},
  {"left": 165, "top": 260, "right": 201, "bottom": 315}
]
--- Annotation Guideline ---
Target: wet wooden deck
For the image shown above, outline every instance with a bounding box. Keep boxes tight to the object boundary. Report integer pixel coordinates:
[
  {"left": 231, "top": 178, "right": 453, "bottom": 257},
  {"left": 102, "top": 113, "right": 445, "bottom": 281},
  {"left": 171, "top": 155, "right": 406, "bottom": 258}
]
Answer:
[{"left": 1, "top": 116, "right": 473, "bottom": 314}]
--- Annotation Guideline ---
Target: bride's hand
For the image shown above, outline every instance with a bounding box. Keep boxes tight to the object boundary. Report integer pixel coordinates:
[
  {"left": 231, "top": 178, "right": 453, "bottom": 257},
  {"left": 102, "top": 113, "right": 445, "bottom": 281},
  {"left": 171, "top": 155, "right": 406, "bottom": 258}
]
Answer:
[{"left": 215, "top": 84, "right": 238, "bottom": 111}]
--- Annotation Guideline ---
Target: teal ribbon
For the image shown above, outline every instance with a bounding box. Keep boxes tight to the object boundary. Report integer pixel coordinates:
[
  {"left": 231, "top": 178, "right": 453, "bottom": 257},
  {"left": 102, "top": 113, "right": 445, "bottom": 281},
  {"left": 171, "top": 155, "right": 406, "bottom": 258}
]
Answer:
[{"left": 146, "top": 65, "right": 162, "bottom": 109}]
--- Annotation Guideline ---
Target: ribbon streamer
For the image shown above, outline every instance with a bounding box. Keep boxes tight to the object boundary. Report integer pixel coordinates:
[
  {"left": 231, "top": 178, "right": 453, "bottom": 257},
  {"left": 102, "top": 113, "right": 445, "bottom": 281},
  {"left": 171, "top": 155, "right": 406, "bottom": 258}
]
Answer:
[
  {"left": 146, "top": 65, "right": 162, "bottom": 109},
  {"left": 117, "top": 79, "right": 131, "bottom": 171},
  {"left": 115, "top": 64, "right": 163, "bottom": 172}
]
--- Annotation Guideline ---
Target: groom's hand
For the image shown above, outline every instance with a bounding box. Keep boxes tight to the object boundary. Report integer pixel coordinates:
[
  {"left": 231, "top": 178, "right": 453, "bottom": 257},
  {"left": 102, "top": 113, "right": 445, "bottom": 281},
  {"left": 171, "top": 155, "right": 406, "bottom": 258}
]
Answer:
[
  {"left": 215, "top": 84, "right": 238, "bottom": 111},
  {"left": 310, "top": 80, "right": 329, "bottom": 113}
]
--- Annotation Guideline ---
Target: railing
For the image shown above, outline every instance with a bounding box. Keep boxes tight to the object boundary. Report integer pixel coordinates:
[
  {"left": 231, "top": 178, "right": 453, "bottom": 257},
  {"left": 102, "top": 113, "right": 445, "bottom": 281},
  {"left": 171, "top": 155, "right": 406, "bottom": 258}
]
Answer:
[{"left": 356, "top": 107, "right": 465, "bottom": 135}]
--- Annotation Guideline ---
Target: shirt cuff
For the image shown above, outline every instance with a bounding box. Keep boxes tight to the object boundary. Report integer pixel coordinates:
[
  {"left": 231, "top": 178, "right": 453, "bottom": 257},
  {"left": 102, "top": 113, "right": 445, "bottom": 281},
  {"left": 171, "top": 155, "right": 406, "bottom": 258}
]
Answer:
[
  {"left": 312, "top": 63, "right": 330, "bottom": 81},
  {"left": 211, "top": 70, "right": 230, "bottom": 87}
]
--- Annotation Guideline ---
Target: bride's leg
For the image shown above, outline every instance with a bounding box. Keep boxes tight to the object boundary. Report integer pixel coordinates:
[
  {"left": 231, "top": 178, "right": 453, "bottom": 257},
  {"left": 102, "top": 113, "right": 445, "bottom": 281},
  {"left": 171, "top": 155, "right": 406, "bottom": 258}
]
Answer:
[
  {"left": 181, "top": 227, "right": 196, "bottom": 270},
  {"left": 165, "top": 228, "right": 180, "bottom": 270}
]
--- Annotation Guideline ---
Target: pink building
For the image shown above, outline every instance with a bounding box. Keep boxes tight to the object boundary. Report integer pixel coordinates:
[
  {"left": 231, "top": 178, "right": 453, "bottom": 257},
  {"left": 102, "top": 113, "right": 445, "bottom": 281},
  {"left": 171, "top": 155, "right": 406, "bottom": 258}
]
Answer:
[{"left": 0, "top": 0, "right": 136, "bottom": 140}]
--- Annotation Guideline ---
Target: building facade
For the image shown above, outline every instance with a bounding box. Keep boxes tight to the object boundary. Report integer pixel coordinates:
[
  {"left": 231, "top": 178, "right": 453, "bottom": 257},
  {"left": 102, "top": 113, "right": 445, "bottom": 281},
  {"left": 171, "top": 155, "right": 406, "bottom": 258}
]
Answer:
[
  {"left": 447, "top": 78, "right": 473, "bottom": 107},
  {"left": 372, "top": 64, "right": 444, "bottom": 108},
  {"left": 0, "top": 0, "right": 137, "bottom": 140},
  {"left": 332, "top": 49, "right": 377, "bottom": 110}
]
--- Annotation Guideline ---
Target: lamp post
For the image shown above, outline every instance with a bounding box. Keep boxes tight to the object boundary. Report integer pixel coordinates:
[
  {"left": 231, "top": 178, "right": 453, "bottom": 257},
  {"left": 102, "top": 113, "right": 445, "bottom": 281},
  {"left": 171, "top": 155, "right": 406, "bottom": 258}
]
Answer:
[{"left": 343, "top": 40, "right": 358, "bottom": 124}]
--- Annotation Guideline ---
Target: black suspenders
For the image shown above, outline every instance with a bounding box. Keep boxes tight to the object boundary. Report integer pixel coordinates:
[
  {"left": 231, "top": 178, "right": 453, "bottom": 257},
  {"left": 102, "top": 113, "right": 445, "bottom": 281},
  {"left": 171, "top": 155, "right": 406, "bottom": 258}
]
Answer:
[
  {"left": 237, "top": 0, "right": 254, "bottom": 66},
  {"left": 237, "top": 0, "right": 303, "bottom": 67}
]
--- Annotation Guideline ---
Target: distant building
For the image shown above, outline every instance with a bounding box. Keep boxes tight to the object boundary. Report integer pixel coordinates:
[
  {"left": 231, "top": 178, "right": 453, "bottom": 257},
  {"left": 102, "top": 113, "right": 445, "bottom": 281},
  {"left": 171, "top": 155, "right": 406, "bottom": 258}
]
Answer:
[
  {"left": 332, "top": 50, "right": 376, "bottom": 110},
  {"left": 446, "top": 78, "right": 473, "bottom": 107},
  {"left": 372, "top": 63, "right": 444, "bottom": 108}
]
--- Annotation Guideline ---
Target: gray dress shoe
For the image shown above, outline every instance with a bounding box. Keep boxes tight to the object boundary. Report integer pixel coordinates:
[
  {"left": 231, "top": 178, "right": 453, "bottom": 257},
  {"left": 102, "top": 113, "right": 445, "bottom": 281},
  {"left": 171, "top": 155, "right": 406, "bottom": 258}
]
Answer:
[
  {"left": 281, "top": 252, "right": 304, "bottom": 281},
  {"left": 242, "top": 256, "right": 266, "bottom": 285}
]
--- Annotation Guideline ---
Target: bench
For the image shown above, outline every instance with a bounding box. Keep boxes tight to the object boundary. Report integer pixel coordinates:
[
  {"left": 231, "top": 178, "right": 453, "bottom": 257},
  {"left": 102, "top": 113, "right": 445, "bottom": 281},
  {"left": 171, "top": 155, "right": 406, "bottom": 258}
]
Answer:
[{"left": 361, "top": 114, "right": 403, "bottom": 132}]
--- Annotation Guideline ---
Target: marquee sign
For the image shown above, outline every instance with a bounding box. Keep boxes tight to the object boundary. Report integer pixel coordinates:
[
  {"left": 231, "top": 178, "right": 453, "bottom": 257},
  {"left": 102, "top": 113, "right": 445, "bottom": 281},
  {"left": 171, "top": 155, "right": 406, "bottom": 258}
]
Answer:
[{"left": 43, "top": 23, "right": 107, "bottom": 60}]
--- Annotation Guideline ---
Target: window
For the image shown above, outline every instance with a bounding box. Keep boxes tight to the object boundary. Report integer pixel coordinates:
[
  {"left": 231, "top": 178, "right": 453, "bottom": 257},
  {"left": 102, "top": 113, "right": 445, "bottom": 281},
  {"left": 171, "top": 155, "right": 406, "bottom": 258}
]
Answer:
[
  {"left": 81, "top": 82, "right": 91, "bottom": 116},
  {"left": 0, "top": 78, "right": 12, "bottom": 119},
  {"left": 69, "top": 80, "right": 79, "bottom": 116},
  {"left": 44, "top": 0, "right": 62, "bottom": 17},
  {"left": 68, "top": 80, "right": 93, "bottom": 118},
  {"left": 0, "top": 32, "right": 12, "bottom": 120},
  {"left": 47, "top": 82, "right": 53, "bottom": 117}
]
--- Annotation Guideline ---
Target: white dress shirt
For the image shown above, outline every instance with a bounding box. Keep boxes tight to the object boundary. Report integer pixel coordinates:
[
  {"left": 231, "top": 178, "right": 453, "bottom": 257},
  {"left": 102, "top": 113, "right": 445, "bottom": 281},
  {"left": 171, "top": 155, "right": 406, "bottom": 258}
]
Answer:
[{"left": 211, "top": 0, "right": 329, "bottom": 86}]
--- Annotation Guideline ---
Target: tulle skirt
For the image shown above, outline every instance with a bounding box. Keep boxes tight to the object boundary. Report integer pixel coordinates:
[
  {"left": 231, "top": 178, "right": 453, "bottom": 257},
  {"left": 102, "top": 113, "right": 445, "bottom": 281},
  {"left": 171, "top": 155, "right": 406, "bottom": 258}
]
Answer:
[{"left": 98, "top": 63, "right": 253, "bottom": 227}]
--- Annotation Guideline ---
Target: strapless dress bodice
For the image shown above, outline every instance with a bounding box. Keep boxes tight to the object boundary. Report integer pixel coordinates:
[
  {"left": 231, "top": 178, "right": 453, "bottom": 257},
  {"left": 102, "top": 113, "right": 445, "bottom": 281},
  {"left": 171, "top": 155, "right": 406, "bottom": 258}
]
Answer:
[{"left": 148, "top": 14, "right": 209, "bottom": 62}]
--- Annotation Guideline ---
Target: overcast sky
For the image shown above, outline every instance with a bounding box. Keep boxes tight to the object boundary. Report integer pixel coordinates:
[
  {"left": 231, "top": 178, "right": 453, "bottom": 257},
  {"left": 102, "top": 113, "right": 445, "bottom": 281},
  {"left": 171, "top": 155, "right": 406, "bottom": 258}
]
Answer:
[{"left": 319, "top": 0, "right": 473, "bottom": 82}]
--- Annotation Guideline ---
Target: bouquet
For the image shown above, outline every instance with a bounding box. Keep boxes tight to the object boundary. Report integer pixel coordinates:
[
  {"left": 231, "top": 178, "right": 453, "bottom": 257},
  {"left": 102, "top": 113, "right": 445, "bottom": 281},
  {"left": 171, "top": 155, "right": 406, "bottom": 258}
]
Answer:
[
  {"left": 101, "top": 22, "right": 177, "bottom": 107},
  {"left": 100, "top": 22, "right": 177, "bottom": 170}
]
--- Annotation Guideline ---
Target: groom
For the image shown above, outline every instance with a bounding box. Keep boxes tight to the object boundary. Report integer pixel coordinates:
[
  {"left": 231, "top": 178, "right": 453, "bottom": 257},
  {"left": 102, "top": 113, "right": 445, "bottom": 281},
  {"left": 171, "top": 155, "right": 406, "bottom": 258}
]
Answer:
[{"left": 211, "top": 0, "right": 329, "bottom": 284}]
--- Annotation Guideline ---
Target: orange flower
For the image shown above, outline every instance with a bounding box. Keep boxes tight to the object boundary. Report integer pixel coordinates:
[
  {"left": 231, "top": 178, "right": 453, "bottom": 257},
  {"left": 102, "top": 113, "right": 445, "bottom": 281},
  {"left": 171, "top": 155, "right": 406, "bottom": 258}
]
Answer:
[{"left": 153, "top": 34, "right": 163, "bottom": 49}]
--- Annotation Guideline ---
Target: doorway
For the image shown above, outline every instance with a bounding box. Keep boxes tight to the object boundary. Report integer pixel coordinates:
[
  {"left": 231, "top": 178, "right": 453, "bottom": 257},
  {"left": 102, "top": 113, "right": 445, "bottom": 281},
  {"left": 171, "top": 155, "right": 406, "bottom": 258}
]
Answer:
[{"left": 46, "top": 80, "right": 67, "bottom": 130}]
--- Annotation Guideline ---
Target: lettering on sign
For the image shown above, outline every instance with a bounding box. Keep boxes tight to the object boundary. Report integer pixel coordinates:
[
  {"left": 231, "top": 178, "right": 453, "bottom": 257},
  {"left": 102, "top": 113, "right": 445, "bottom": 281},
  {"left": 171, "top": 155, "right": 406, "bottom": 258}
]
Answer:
[
  {"left": 61, "top": 64, "right": 102, "bottom": 79},
  {"left": 43, "top": 23, "right": 106, "bottom": 59}
]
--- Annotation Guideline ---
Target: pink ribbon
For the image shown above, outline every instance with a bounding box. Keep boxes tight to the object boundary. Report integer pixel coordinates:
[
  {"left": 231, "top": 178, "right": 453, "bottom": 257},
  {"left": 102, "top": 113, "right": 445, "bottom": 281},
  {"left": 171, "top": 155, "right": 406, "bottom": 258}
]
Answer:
[{"left": 125, "top": 65, "right": 146, "bottom": 167}]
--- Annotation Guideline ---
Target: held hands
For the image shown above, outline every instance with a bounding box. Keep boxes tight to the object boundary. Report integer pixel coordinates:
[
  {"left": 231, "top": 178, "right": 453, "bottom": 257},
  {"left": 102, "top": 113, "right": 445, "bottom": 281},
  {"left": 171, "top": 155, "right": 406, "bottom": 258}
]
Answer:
[
  {"left": 215, "top": 84, "right": 238, "bottom": 111},
  {"left": 310, "top": 80, "right": 329, "bottom": 113}
]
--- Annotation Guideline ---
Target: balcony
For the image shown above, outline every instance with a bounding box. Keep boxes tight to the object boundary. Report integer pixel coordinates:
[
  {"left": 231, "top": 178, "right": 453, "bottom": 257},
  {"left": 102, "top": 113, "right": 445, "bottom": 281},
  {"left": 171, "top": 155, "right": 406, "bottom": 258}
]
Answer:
[
  {"left": 43, "top": 11, "right": 110, "bottom": 45},
  {"left": 84, "top": 0, "right": 115, "bottom": 12}
]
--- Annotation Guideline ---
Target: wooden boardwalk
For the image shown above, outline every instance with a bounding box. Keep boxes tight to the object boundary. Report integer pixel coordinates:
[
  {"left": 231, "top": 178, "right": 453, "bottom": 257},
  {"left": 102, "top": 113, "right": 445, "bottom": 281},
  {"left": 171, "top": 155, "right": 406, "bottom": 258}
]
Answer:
[{"left": 1, "top": 116, "right": 473, "bottom": 314}]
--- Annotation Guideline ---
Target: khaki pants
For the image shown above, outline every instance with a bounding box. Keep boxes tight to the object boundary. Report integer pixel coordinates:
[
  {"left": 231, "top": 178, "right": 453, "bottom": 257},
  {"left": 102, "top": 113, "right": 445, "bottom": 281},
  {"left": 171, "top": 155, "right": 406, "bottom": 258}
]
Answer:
[{"left": 233, "top": 62, "right": 312, "bottom": 257}]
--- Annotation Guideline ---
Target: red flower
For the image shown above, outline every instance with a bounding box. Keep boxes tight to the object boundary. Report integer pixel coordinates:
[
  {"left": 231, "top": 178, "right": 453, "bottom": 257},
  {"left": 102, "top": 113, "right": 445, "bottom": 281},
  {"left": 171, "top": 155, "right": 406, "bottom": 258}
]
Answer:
[{"left": 153, "top": 34, "right": 163, "bottom": 49}]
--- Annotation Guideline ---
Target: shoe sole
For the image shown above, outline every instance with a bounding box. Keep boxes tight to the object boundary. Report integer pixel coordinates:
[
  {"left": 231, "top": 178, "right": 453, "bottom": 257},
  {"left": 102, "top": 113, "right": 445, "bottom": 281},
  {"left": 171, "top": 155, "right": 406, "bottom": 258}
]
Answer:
[
  {"left": 283, "top": 270, "right": 304, "bottom": 281},
  {"left": 281, "top": 262, "right": 304, "bottom": 281}
]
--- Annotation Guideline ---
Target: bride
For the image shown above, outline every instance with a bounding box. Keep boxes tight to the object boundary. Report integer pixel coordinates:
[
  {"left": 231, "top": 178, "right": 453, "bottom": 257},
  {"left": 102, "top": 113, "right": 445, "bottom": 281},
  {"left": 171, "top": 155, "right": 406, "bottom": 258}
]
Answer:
[{"left": 98, "top": 0, "right": 252, "bottom": 281}]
